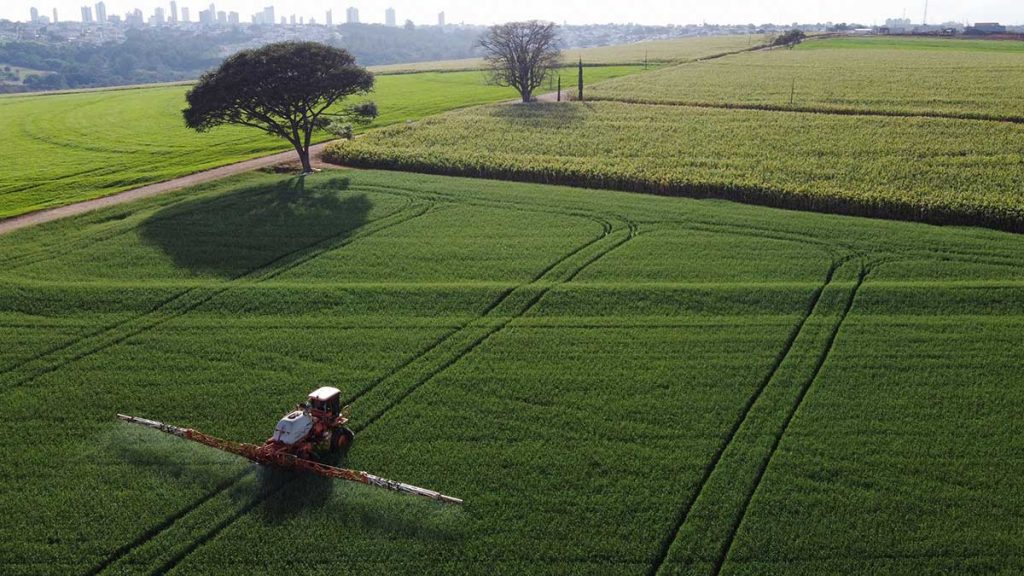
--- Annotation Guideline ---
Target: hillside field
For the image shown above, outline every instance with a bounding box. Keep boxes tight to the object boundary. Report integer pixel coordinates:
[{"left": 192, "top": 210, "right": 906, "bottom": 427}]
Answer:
[
  {"left": 0, "top": 65, "right": 644, "bottom": 220},
  {"left": 1, "top": 169, "right": 1023, "bottom": 575}
]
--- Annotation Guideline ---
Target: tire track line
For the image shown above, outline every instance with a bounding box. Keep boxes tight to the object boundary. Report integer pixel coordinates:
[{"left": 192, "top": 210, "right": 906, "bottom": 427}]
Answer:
[
  {"left": 646, "top": 255, "right": 850, "bottom": 576},
  {"left": 151, "top": 218, "right": 638, "bottom": 575},
  {"left": 89, "top": 204, "right": 619, "bottom": 576},
  {"left": 709, "top": 263, "right": 869, "bottom": 576},
  {"left": 1, "top": 197, "right": 431, "bottom": 393}
]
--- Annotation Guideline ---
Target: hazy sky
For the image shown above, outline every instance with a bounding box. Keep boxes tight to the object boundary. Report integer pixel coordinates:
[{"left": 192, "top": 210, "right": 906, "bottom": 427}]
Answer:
[{"left": 4, "top": 1, "right": 1021, "bottom": 26}]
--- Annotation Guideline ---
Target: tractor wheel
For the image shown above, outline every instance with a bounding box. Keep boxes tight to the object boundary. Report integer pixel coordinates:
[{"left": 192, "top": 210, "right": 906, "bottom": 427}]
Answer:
[{"left": 331, "top": 427, "right": 354, "bottom": 453}]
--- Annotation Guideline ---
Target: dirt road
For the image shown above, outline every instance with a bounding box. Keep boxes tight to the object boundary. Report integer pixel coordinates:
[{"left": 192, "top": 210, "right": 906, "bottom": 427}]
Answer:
[{"left": 0, "top": 142, "right": 337, "bottom": 237}]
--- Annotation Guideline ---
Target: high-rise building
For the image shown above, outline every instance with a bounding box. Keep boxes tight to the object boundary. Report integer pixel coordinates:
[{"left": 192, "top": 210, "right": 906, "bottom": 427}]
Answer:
[
  {"left": 438, "top": 11, "right": 445, "bottom": 26},
  {"left": 169, "top": 1, "right": 178, "bottom": 24},
  {"left": 152, "top": 7, "right": 165, "bottom": 25},
  {"left": 264, "top": 6, "right": 274, "bottom": 24},
  {"left": 325, "top": 9, "right": 332, "bottom": 26},
  {"left": 30, "top": 7, "right": 39, "bottom": 22},
  {"left": 81, "top": 6, "right": 93, "bottom": 23},
  {"left": 127, "top": 8, "right": 144, "bottom": 26},
  {"left": 289, "top": 14, "right": 295, "bottom": 25},
  {"left": 217, "top": 10, "right": 227, "bottom": 24},
  {"left": 228, "top": 11, "right": 239, "bottom": 24},
  {"left": 94, "top": 1, "right": 106, "bottom": 24},
  {"left": 346, "top": 7, "right": 359, "bottom": 24},
  {"left": 181, "top": 7, "right": 190, "bottom": 22},
  {"left": 198, "top": 9, "right": 214, "bottom": 24},
  {"left": 280, "top": 16, "right": 286, "bottom": 25},
  {"left": 385, "top": 7, "right": 396, "bottom": 26},
  {"left": 53, "top": 8, "right": 58, "bottom": 22}
]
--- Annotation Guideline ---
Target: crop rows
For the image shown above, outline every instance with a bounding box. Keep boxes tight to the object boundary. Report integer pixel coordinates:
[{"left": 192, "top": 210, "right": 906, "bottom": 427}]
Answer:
[
  {"left": 588, "top": 37, "right": 1024, "bottom": 121},
  {"left": 326, "top": 100, "right": 1024, "bottom": 231},
  {"left": 2, "top": 164, "right": 1024, "bottom": 575}
]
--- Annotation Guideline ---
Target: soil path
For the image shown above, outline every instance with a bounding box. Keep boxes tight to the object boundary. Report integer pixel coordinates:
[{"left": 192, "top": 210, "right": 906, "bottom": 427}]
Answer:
[{"left": 0, "top": 141, "right": 338, "bottom": 237}]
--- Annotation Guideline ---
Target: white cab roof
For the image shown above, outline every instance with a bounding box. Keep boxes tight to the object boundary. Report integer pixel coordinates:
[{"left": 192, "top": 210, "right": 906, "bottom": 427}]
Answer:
[{"left": 308, "top": 386, "right": 341, "bottom": 402}]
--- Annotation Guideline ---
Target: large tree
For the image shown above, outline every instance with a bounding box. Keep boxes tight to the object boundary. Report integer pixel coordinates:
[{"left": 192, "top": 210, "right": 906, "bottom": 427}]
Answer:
[
  {"left": 479, "top": 21, "right": 561, "bottom": 103},
  {"left": 183, "top": 42, "right": 376, "bottom": 174}
]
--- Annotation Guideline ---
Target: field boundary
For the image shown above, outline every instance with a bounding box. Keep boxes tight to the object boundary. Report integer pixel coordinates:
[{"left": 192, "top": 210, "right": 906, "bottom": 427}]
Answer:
[{"left": 326, "top": 151, "right": 1024, "bottom": 233}]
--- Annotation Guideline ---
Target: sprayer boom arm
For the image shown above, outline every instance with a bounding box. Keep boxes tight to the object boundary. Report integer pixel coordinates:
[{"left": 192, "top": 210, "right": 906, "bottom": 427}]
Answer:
[{"left": 116, "top": 414, "right": 462, "bottom": 505}]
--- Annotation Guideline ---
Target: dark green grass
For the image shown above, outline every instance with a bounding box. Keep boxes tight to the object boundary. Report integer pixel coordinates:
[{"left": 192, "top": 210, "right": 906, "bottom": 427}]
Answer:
[{"left": 0, "top": 170, "right": 1023, "bottom": 575}]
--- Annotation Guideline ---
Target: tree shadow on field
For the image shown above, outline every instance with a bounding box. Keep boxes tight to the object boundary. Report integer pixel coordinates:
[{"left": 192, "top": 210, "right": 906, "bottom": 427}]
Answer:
[
  {"left": 489, "top": 100, "right": 589, "bottom": 128},
  {"left": 139, "top": 176, "right": 369, "bottom": 278}
]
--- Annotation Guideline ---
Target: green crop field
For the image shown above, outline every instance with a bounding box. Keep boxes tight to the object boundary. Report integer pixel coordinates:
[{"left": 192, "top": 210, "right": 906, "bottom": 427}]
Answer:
[
  {"left": 1, "top": 169, "right": 1022, "bottom": 575},
  {"left": 588, "top": 36, "right": 1024, "bottom": 120},
  {"left": 369, "top": 34, "right": 757, "bottom": 74},
  {"left": 325, "top": 101, "right": 1024, "bottom": 231},
  {"left": 0, "top": 65, "right": 645, "bottom": 220}
]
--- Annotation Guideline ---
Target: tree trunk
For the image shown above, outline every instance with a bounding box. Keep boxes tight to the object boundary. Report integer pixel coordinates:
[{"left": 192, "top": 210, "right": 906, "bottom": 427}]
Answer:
[
  {"left": 296, "top": 146, "right": 313, "bottom": 174},
  {"left": 521, "top": 88, "right": 532, "bottom": 103}
]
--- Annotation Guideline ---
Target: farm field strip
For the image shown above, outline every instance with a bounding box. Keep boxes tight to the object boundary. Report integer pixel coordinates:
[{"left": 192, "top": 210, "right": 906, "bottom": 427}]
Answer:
[
  {"left": 644, "top": 256, "right": 849, "bottom": 575},
  {"left": 326, "top": 101, "right": 1024, "bottom": 232},
  {"left": 4, "top": 169, "right": 1024, "bottom": 574},
  {"left": 655, "top": 259, "right": 869, "bottom": 576},
  {"left": 142, "top": 214, "right": 639, "bottom": 574},
  {"left": 588, "top": 37, "right": 1024, "bottom": 120},
  {"left": 0, "top": 183, "right": 433, "bottom": 387}
]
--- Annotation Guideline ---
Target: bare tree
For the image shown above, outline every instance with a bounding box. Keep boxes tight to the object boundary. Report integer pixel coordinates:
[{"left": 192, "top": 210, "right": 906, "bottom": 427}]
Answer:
[{"left": 479, "top": 21, "right": 561, "bottom": 103}]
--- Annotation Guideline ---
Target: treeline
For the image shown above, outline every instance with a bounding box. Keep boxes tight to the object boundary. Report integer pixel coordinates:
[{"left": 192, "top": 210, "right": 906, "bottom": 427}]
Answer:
[
  {"left": 0, "top": 25, "right": 484, "bottom": 93},
  {"left": 0, "top": 29, "right": 227, "bottom": 91}
]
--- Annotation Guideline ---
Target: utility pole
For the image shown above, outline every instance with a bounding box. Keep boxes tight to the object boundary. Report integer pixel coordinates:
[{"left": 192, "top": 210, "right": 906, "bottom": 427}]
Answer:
[
  {"left": 923, "top": 0, "right": 929, "bottom": 26},
  {"left": 557, "top": 76, "right": 562, "bottom": 102}
]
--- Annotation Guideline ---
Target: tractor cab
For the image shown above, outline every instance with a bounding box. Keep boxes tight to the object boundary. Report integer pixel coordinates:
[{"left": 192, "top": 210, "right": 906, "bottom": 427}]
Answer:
[{"left": 308, "top": 386, "right": 342, "bottom": 418}]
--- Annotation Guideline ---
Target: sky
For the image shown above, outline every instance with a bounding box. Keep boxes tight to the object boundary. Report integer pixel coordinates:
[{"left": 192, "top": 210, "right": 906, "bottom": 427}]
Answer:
[{"left": 4, "top": 0, "right": 1021, "bottom": 26}]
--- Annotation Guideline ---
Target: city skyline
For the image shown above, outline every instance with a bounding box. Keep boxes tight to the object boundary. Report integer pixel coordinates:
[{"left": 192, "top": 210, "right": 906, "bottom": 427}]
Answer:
[{"left": 5, "top": 0, "right": 1022, "bottom": 26}]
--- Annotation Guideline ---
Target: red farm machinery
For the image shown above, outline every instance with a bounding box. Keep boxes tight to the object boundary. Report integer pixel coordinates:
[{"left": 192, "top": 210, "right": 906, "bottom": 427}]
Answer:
[{"left": 118, "top": 386, "right": 462, "bottom": 505}]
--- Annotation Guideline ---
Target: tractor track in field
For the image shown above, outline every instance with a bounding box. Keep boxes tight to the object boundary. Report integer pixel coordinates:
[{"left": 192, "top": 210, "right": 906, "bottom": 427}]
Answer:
[
  {"left": 0, "top": 195, "right": 433, "bottom": 392},
  {"left": 146, "top": 215, "right": 639, "bottom": 575},
  {"left": 645, "top": 255, "right": 856, "bottom": 576},
  {"left": 86, "top": 199, "right": 624, "bottom": 575},
  {"left": 708, "top": 263, "right": 869, "bottom": 576}
]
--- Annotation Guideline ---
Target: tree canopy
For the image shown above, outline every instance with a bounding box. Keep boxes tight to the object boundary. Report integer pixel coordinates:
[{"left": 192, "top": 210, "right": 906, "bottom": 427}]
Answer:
[
  {"left": 183, "top": 41, "right": 375, "bottom": 173},
  {"left": 479, "top": 21, "right": 561, "bottom": 103}
]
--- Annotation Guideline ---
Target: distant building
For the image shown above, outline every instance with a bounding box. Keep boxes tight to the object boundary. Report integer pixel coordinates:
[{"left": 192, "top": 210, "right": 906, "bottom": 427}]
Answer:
[
  {"left": 181, "top": 7, "right": 190, "bottom": 22},
  {"left": 152, "top": 7, "right": 165, "bottom": 26},
  {"left": 385, "top": 7, "right": 396, "bottom": 27},
  {"left": 438, "top": 11, "right": 445, "bottom": 26},
  {"left": 198, "top": 9, "right": 214, "bottom": 25},
  {"left": 970, "top": 22, "right": 1007, "bottom": 34},
  {"left": 52, "top": 8, "right": 58, "bottom": 23},
  {"left": 325, "top": 9, "right": 332, "bottom": 26},
  {"left": 169, "top": 1, "right": 178, "bottom": 24},
  {"left": 884, "top": 17, "right": 913, "bottom": 33},
  {"left": 81, "top": 5, "right": 93, "bottom": 23},
  {"left": 94, "top": 2, "right": 106, "bottom": 24},
  {"left": 280, "top": 17, "right": 286, "bottom": 25},
  {"left": 289, "top": 14, "right": 295, "bottom": 25},
  {"left": 217, "top": 10, "right": 227, "bottom": 25},
  {"left": 346, "top": 7, "right": 359, "bottom": 24},
  {"left": 126, "top": 8, "right": 144, "bottom": 27},
  {"left": 30, "top": 7, "right": 39, "bottom": 23},
  {"left": 264, "top": 6, "right": 274, "bottom": 24},
  {"left": 228, "top": 11, "right": 239, "bottom": 24}
]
